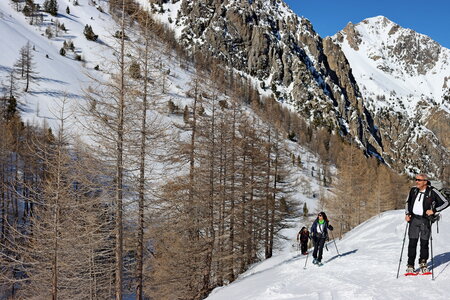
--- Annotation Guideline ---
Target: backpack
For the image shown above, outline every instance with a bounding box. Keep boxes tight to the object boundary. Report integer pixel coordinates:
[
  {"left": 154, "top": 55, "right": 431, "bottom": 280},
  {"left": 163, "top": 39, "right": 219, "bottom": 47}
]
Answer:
[
  {"left": 430, "top": 181, "right": 450, "bottom": 203},
  {"left": 439, "top": 187, "right": 450, "bottom": 202},
  {"left": 428, "top": 182, "right": 449, "bottom": 224}
]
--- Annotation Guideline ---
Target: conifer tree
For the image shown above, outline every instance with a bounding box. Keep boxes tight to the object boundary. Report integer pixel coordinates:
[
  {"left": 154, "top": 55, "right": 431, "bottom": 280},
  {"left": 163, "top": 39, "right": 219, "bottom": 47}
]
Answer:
[
  {"left": 14, "top": 42, "right": 38, "bottom": 92},
  {"left": 43, "top": 0, "right": 58, "bottom": 16},
  {"left": 83, "top": 25, "right": 98, "bottom": 41},
  {"left": 80, "top": 2, "right": 131, "bottom": 298}
]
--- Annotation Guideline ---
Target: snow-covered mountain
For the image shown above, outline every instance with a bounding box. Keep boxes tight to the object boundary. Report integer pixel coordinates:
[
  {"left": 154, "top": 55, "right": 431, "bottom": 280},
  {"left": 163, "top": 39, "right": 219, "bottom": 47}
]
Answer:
[
  {"left": 331, "top": 16, "right": 449, "bottom": 178},
  {"left": 141, "top": 0, "right": 383, "bottom": 157},
  {"left": 333, "top": 16, "right": 450, "bottom": 110},
  {"left": 2, "top": 1, "right": 449, "bottom": 299},
  {"left": 137, "top": 1, "right": 450, "bottom": 180},
  {"left": 2, "top": 1, "right": 448, "bottom": 180},
  {"left": 206, "top": 210, "right": 450, "bottom": 300}
]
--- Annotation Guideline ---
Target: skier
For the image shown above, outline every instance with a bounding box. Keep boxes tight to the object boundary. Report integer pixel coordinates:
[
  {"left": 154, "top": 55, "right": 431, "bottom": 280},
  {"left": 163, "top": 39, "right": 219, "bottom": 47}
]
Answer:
[
  {"left": 310, "top": 212, "right": 333, "bottom": 266},
  {"left": 297, "top": 226, "right": 310, "bottom": 255},
  {"left": 405, "top": 174, "right": 448, "bottom": 274}
]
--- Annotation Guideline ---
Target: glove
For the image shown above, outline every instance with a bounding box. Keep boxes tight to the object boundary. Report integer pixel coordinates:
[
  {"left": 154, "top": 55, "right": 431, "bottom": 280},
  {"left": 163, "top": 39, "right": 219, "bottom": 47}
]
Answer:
[{"left": 328, "top": 225, "right": 334, "bottom": 231}]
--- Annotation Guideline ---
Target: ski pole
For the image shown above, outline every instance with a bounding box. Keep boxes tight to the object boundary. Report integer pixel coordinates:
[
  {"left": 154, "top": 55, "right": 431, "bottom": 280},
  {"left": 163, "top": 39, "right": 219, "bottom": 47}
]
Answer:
[
  {"left": 396, "top": 222, "right": 409, "bottom": 279},
  {"left": 436, "top": 213, "right": 440, "bottom": 234},
  {"left": 430, "top": 221, "right": 435, "bottom": 281},
  {"left": 330, "top": 230, "right": 340, "bottom": 256},
  {"left": 303, "top": 250, "right": 309, "bottom": 269},
  {"left": 304, "top": 238, "right": 313, "bottom": 269}
]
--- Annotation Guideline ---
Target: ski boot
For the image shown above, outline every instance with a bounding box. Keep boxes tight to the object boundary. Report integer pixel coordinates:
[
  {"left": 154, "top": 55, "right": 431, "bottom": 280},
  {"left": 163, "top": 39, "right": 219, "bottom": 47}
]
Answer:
[
  {"left": 419, "top": 260, "right": 430, "bottom": 274},
  {"left": 312, "top": 258, "right": 318, "bottom": 265},
  {"left": 405, "top": 265, "right": 415, "bottom": 274}
]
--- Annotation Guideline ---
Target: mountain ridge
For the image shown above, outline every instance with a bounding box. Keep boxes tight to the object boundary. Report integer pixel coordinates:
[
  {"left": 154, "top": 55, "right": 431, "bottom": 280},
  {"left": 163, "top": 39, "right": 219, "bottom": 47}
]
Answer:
[
  {"left": 143, "top": 0, "right": 448, "bottom": 180},
  {"left": 140, "top": 0, "right": 383, "bottom": 157},
  {"left": 332, "top": 15, "right": 449, "bottom": 178}
]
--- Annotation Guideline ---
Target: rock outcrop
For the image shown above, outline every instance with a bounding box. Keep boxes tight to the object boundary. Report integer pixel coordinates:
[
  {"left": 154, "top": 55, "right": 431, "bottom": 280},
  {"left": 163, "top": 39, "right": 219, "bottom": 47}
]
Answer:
[
  {"left": 332, "top": 16, "right": 450, "bottom": 179},
  {"left": 148, "top": 0, "right": 382, "bottom": 156}
]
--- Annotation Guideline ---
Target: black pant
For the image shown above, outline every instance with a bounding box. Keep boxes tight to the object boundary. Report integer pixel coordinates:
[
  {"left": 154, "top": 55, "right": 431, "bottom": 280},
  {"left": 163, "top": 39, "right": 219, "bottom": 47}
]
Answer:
[
  {"left": 313, "top": 236, "right": 326, "bottom": 262},
  {"left": 407, "top": 216, "right": 431, "bottom": 266},
  {"left": 300, "top": 241, "right": 308, "bottom": 253}
]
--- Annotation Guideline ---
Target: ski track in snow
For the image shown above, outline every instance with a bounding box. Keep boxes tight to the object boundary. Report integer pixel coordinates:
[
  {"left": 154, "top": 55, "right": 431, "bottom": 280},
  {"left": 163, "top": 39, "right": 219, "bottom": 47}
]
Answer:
[{"left": 206, "top": 210, "right": 450, "bottom": 300}]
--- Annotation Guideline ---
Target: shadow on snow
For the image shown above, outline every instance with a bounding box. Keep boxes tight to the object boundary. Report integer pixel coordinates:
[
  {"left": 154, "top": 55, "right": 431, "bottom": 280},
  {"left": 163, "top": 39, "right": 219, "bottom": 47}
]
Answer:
[
  {"left": 325, "top": 249, "right": 358, "bottom": 264},
  {"left": 430, "top": 251, "right": 450, "bottom": 279}
]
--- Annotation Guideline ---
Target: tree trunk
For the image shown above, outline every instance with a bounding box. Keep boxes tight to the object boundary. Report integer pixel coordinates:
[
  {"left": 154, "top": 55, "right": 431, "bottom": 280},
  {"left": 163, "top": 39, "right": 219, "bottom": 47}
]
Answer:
[
  {"left": 269, "top": 136, "right": 278, "bottom": 258},
  {"left": 136, "top": 15, "right": 150, "bottom": 300},
  {"left": 115, "top": 2, "right": 126, "bottom": 299},
  {"left": 264, "top": 128, "right": 271, "bottom": 259}
]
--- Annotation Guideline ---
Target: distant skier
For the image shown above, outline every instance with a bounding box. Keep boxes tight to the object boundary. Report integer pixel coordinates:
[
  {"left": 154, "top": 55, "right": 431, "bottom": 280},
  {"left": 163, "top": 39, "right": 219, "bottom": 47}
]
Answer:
[
  {"left": 310, "top": 212, "right": 333, "bottom": 266},
  {"left": 297, "top": 226, "right": 310, "bottom": 255},
  {"left": 404, "top": 174, "right": 448, "bottom": 274}
]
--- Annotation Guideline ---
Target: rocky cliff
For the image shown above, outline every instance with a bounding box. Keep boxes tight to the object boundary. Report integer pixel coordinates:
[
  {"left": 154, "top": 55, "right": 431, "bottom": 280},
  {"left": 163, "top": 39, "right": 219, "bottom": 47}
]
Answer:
[
  {"left": 144, "top": 0, "right": 382, "bottom": 155},
  {"left": 143, "top": 1, "right": 448, "bottom": 180},
  {"left": 332, "top": 16, "right": 450, "bottom": 179}
]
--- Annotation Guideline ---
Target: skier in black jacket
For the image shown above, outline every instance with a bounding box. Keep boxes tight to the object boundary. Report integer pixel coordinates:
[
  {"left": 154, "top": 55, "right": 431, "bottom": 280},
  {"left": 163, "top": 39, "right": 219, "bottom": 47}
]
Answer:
[
  {"left": 310, "top": 211, "right": 333, "bottom": 266},
  {"left": 405, "top": 174, "right": 449, "bottom": 274},
  {"left": 297, "top": 226, "right": 310, "bottom": 255}
]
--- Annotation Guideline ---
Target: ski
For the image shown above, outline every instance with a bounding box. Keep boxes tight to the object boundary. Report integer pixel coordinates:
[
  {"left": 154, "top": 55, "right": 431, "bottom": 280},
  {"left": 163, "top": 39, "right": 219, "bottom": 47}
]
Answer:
[{"left": 404, "top": 272, "right": 432, "bottom": 276}]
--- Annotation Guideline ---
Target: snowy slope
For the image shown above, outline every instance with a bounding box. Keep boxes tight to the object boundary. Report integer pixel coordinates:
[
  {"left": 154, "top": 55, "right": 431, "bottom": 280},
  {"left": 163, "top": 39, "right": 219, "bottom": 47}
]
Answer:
[
  {"left": 0, "top": 0, "right": 126, "bottom": 127},
  {"left": 0, "top": 1, "right": 333, "bottom": 196},
  {"left": 332, "top": 16, "right": 450, "bottom": 117},
  {"left": 206, "top": 210, "right": 450, "bottom": 300}
]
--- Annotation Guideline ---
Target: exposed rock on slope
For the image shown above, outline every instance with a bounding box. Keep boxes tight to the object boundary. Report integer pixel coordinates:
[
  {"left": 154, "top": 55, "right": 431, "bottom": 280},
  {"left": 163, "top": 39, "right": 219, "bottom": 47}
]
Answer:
[{"left": 145, "top": 0, "right": 382, "bottom": 155}]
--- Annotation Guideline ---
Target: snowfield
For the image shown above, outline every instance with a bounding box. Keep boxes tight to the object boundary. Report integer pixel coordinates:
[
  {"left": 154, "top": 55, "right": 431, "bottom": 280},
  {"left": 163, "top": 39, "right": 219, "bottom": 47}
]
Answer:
[
  {"left": 0, "top": 0, "right": 116, "bottom": 126},
  {"left": 206, "top": 210, "right": 450, "bottom": 300}
]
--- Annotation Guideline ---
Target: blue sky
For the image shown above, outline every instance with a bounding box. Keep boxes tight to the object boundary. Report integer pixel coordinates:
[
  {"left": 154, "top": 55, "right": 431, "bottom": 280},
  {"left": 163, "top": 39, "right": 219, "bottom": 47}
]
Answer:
[{"left": 284, "top": 0, "right": 450, "bottom": 49}]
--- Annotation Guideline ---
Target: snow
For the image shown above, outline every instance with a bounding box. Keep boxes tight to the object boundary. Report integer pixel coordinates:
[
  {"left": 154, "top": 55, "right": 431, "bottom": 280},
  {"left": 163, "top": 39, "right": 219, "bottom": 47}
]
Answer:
[
  {"left": 332, "top": 16, "right": 450, "bottom": 118},
  {"left": 5, "top": 3, "right": 448, "bottom": 299},
  {"left": 134, "top": 0, "right": 183, "bottom": 38},
  {"left": 206, "top": 210, "right": 450, "bottom": 300},
  {"left": 0, "top": 0, "right": 119, "bottom": 128},
  {"left": 0, "top": 0, "right": 199, "bottom": 132}
]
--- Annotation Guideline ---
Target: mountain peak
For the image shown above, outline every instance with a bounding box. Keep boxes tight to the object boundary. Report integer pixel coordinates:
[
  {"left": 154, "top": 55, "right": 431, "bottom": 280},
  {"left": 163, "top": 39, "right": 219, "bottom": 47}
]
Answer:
[
  {"left": 335, "top": 15, "right": 448, "bottom": 77},
  {"left": 359, "top": 15, "right": 396, "bottom": 27},
  {"left": 147, "top": 0, "right": 381, "bottom": 153},
  {"left": 332, "top": 13, "right": 450, "bottom": 177}
]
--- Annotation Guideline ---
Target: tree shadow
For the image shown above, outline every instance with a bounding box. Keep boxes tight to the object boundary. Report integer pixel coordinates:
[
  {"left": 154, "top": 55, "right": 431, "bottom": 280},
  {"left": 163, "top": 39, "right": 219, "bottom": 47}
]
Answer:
[
  {"left": 35, "top": 76, "right": 68, "bottom": 85},
  {"left": 54, "top": 35, "right": 78, "bottom": 41},
  {"left": 325, "top": 249, "right": 358, "bottom": 263},
  {"left": 0, "top": 64, "right": 13, "bottom": 73},
  {"left": 28, "top": 90, "right": 81, "bottom": 99},
  {"left": 58, "top": 13, "right": 81, "bottom": 22},
  {"left": 430, "top": 252, "right": 450, "bottom": 279}
]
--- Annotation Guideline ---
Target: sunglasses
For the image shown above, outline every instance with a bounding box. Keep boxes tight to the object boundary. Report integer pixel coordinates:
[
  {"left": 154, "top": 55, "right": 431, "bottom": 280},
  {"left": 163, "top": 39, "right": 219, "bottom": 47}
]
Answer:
[
  {"left": 415, "top": 179, "right": 427, "bottom": 182},
  {"left": 318, "top": 214, "right": 323, "bottom": 217}
]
